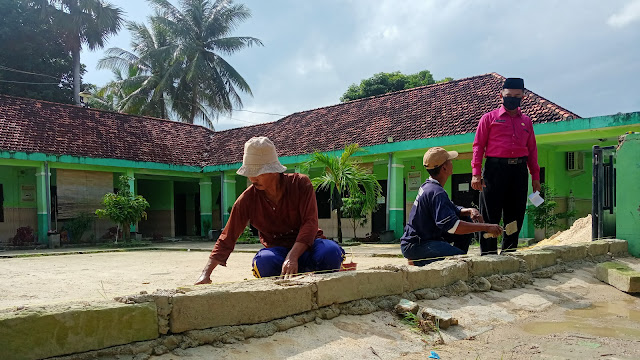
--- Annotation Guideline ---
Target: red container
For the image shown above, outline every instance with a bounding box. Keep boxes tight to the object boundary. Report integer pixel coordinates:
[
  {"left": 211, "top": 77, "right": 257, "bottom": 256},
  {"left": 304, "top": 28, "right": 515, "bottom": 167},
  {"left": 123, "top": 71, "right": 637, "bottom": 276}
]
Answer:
[{"left": 340, "top": 262, "right": 358, "bottom": 271}]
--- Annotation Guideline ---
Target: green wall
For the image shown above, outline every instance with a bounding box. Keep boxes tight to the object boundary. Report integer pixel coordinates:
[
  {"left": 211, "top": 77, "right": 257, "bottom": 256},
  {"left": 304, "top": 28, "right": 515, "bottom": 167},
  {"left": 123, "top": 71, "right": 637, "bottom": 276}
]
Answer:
[
  {"left": 616, "top": 133, "right": 640, "bottom": 257},
  {"left": 0, "top": 166, "right": 38, "bottom": 209}
]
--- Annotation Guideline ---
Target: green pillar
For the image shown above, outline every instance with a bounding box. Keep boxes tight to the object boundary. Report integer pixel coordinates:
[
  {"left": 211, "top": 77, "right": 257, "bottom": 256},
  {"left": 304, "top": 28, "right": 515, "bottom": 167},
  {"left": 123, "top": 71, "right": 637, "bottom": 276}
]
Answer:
[
  {"left": 616, "top": 133, "right": 640, "bottom": 257},
  {"left": 199, "top": 178, "right": 213, "bottom": 236},
  {"left": 169, "top": 180, "right": 175, "bottom": 237},
  {"left": 126, "top": 169, "right": 136, "bottom": 233},
  {"left": 35, "top": 163, "right": 50, "bottom": 243},
  {"left": 388, "top": 154, "right": 405, "bottom": 239},
  {"left": 222, "top": 172, "right": 237, "bottom": 227}
]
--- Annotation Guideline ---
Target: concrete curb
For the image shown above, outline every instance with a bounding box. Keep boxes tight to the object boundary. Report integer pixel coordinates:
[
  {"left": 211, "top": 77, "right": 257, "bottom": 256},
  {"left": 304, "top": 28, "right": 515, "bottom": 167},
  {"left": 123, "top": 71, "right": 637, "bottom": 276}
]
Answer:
[
  {"left": 595, "top": 261, "right": 640, "bottom": 293},
  {"left": 1, "top": 239, "right": 631, "bottom": 360}
]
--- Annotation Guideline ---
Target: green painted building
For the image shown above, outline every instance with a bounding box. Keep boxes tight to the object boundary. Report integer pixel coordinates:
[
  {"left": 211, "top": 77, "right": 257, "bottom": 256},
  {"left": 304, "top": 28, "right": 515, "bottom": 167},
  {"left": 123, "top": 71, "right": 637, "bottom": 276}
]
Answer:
[{"left": 1, "top": 73, "right": 639, "bottom": 245}]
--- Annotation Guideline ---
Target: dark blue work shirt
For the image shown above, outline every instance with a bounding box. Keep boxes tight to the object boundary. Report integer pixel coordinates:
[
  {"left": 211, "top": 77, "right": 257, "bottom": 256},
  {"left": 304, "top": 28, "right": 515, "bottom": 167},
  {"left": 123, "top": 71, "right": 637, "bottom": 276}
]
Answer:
[{"left": 401, "top": 178, "right": 463, "bottom": 245}]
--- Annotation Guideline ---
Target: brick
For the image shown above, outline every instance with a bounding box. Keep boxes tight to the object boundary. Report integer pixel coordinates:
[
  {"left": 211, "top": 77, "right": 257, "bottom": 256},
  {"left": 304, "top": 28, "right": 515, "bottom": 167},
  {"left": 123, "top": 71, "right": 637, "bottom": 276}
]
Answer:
[
  {"left": 170, "top": 281, "right": 315, "bottom": 333},
  {"left": 596, "top": 262, "right": 640, "bottom": 293},
  {"left": 604, "top": 239, "right": 629, "bottom": 255},
  {"left": 541, "top": 243, "right": 588, "bottom": 262},
  {"left": 314, "top": 270, "right": 404, "bottom": 308},
  {"left": 404, "top": 260, "right": 469, "bottom": 292},
  {"left": 0, "top": 302, "right": 158, "bottom": 360},
  {"left": 587, "top": 240, "right": 610, "bottom": 257},
  {"left": 507, "top": 250, "right": 557, "bottom": 271},
  {"left": 467, "top": 255, "right": 521, "bottom": 277}
]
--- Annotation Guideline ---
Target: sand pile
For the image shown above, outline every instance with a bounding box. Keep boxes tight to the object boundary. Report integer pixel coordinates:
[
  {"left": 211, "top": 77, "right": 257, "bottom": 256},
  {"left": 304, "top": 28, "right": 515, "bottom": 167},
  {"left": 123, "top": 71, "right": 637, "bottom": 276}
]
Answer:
[{"left": 532, "top": 214, "right": 592, "bottom": 248}]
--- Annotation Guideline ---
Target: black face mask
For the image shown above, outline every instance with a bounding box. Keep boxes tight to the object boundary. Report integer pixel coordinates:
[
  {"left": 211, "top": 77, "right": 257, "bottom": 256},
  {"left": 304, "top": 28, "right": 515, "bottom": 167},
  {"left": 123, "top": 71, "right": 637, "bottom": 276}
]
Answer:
[{"left": 503, "top": 96, "right": 522, "bottom": 110}]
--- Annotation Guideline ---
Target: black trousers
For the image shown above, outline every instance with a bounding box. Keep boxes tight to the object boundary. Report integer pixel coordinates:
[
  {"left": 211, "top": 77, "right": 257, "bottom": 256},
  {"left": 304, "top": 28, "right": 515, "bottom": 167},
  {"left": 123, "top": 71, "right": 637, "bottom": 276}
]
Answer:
[
  {"left": 443, "top": 215, "right": 474, "bottom": 254},
  {"left": 479, "top": 158, "right": 528, "bottom": 255}
]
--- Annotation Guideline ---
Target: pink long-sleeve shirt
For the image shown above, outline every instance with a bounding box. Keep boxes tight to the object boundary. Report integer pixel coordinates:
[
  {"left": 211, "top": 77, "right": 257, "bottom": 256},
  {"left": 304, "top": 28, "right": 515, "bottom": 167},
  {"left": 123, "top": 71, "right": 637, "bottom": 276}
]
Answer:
[{"left": 472, "top": 105, "right": 540, "bottom": 181}]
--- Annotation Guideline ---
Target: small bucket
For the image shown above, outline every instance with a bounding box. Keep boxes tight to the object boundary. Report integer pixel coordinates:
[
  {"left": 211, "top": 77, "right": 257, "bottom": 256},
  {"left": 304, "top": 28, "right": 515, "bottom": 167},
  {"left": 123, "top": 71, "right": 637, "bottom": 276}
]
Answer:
[{"left": 340, "top": 261, "right": 358, "bottom": 271}]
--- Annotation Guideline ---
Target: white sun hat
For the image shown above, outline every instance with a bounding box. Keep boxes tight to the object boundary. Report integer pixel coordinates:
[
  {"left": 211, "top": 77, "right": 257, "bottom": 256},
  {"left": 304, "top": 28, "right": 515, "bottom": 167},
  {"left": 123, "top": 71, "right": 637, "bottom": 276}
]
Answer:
[{"left": 236, "top": 136, "right": 287, "bottom": 177}]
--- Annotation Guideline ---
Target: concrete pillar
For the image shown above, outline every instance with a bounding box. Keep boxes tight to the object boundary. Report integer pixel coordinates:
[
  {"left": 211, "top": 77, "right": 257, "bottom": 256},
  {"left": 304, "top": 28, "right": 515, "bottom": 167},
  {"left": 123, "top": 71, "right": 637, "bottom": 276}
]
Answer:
[
  {"left": 616, "top": 133, "right": 640, "bottom": 257},
  {"left": 35, "top": 163, "right": 50, "bottom": 243},
  {"left": 169, "top": 180, "right": 175, "bottom": 237},
  {"left": 199, "top": 178, "right": 213, "bottom": 236},
  {"left": 222, "top": 172, "right": 237, "bottom": 227},
  {"left": 388, "top": 154, "right": 405, "bottom": 239},
  {"left": 125, "top": 169, "right": 136, "bottom": 233}
]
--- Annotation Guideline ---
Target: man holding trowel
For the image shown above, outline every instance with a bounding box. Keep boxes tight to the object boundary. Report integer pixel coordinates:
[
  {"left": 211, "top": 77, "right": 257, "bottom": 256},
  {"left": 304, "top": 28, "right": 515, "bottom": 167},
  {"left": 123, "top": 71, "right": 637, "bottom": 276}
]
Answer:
[
  {"left": 195, "top": 136, "right": 345, "bottom": 284},
  {"left": 401, "top": 147, "right": 503, "bottom": 266},
  {"left": 471, "top": 77, "right": 541, "bottom": 255}
]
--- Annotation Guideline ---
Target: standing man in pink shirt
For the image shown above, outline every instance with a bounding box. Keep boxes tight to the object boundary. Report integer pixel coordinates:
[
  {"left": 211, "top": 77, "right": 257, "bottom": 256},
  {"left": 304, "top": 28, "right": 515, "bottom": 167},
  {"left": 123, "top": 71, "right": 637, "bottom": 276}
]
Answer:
[{"left": 471, "top": 78, "right": 541, "bottom": 255}]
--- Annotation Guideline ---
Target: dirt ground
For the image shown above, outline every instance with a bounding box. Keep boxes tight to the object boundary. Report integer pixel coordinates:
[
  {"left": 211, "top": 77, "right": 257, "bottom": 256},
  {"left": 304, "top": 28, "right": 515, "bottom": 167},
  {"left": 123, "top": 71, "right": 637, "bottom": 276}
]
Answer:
[
  {"left": 151, "top": 266, "right": 640, "bottom": 360},
  {"left": 3, "top": 246, "right": 640, "bottom": 359},
  {"left": 0, "top": 249, "right": 408, "bottom": 309}
]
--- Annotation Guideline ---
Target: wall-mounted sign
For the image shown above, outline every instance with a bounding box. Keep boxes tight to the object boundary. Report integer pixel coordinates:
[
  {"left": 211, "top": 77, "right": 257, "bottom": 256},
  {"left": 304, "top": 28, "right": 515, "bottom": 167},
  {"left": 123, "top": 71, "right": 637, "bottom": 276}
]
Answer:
[
  {"left": 458, "top": 183, "right": 470, "bottom": 192},
  {"left": 21, "top": 184, "right": 35, "bottom": 202},
  {"left": 407, "top": 171, "right": 422, "bottom": 191}
]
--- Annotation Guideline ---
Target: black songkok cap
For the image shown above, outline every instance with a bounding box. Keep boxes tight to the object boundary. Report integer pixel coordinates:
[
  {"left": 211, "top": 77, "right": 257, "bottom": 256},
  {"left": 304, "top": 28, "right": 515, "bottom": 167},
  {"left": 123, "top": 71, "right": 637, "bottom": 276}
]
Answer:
[{"left": 503, "top": 78, "right": 524, "bottom": 89}]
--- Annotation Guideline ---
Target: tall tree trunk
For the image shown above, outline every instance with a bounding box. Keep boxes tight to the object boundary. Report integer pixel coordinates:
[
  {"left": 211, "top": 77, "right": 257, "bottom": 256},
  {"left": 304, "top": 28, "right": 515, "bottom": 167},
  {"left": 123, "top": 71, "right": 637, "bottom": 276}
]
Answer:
[
  {"left": 123, "top": 222, "right": 131, "bottom": 242},
  {"left": 336, "top": 207, "right": 343, "bottom": 244},
  {"left": 72, "top": 46, "right": 81, "bottom": 105},
  {"left": 160, "top": 93, "right": 166, "bottom": 119},
  {"left": 188, "top": 88, "right": 198, "bottom": 124}
]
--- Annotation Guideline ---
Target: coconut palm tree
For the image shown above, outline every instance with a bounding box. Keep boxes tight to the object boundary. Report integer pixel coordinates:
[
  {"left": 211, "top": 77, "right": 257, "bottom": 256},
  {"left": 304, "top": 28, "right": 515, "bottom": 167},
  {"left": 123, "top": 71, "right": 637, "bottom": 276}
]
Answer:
[
  {"left": 305, "top": 144, "right": 382, "bottom": 243},
  {"left": 33, "top": 0, "right": 123, "bottom": 105},
  {"left": 97, "top": 18, "right": 175, "bottom": 119},
  {"left": 150, "top": 0, "right": 262, "bottom": 126}
]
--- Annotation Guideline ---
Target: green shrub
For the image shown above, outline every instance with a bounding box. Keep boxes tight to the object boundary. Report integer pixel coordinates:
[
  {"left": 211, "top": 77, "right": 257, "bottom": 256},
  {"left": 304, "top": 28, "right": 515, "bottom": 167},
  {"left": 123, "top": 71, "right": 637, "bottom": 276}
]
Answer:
[{"left": 63, "top": 213, "right": 94, "bottom": 243}]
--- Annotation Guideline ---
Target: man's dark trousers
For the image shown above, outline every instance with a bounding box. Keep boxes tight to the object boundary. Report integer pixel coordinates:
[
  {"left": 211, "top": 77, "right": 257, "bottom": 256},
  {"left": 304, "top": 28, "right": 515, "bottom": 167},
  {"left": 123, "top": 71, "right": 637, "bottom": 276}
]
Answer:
[{"left": 479, "top": 157, "right": 528, "bottom": 255}]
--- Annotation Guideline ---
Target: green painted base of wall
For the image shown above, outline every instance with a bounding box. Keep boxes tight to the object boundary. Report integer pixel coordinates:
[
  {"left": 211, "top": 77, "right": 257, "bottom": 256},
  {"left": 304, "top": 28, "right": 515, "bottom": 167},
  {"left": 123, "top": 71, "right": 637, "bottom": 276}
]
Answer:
[
  {"left": 389, "top": 210, "right": 404, "bottom": 240},
  {"left": 200, "top": 214, "right": 212, "bottom": 237},
  {"left": 37, "top": 213, "right": 48, "bottom": 244}
]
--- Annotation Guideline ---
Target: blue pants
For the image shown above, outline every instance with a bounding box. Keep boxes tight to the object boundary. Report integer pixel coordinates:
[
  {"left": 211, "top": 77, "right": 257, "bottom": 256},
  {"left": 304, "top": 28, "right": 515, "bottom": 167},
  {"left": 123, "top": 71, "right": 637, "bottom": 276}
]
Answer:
[
  {"left": 401, "top": 231, "right": 472, "bottom": 267},
  {"left": 252, "top": 239, "right": 346, "bottom": 278}
]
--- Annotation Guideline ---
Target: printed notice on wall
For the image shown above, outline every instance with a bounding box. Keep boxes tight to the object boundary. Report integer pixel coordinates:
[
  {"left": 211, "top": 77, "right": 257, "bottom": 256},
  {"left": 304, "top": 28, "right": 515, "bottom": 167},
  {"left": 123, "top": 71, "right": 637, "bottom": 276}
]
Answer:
[
  {"left": 407, "top": 171, "right": 422, "bottom": 191},
  {"left": 21, "top": 184, "right": 35, "bottom": 202}
]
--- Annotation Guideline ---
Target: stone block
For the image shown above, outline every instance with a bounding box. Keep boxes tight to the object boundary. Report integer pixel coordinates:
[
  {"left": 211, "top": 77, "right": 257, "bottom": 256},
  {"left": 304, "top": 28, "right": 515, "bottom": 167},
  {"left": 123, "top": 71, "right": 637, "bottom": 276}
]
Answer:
[
  {"left": 541, "top": 243, "right": 588, "bottom": 262},
  {"left": 467, "top": 255, "right": 520, "bottom": 277},
  {"left": 507, "top": 250, "right": 557, "bottom": 271},
  {"left": 596, "top": 262, "right": 640, "bottom": 293},
  {"left": 404, "top": 259, "right": 469, "bottom": 292},
  {"left": 170, "top": 281, "right": 315, "bottom": 333},
  {"left": 314, "top": 270, "right": 403, "bottom": 307},
  {"left": 587, "top": 240, "right": 610, "bottom": 257},
  {"left": 0, "top": 302, "right": 158, "bottom": 360},
  {"left": 604, "top": 239, "right": 629, "bottom": 256}
]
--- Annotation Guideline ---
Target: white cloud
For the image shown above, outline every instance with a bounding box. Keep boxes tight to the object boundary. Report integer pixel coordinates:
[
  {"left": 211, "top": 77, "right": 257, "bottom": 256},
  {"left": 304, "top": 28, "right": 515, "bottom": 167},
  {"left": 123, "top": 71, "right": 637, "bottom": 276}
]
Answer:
[
  {"left": 608, "top": 0, "right": 640, "bottom": 27},
  {"left": 295, "top": 53, "right": 333, "bottom": 75}
]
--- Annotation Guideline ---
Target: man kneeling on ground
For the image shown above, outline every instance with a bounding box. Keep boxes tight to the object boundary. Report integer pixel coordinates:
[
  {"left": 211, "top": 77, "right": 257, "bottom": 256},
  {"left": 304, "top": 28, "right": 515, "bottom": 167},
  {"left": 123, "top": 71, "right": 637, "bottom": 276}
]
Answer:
[
  {"left": 401, "top": 147, "right": 503, "bottom": 266},
  {"left": 196, "top": 136, "right": 345, "bottom": 284}
]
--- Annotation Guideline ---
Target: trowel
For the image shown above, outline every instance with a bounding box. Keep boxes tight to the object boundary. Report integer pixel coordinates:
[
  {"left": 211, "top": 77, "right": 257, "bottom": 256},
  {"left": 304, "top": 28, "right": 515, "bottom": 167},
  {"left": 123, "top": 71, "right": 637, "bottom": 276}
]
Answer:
[{"left": 483, "top": 220, "right": 518, "bottom": 238}]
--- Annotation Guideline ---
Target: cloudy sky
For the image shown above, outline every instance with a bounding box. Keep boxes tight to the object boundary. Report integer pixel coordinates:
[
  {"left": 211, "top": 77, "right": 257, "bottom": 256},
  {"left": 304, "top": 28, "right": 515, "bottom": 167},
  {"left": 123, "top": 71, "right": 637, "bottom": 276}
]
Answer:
[{"left": 82, "top": 0, "right": 640, "bottom": 131}]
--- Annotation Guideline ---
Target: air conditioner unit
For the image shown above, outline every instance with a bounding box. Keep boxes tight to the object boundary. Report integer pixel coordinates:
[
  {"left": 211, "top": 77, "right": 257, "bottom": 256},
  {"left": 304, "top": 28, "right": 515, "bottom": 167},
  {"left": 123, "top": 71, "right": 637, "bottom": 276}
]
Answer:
[{"left": 566, "top": 151, "right": 584, "bottom": 171}]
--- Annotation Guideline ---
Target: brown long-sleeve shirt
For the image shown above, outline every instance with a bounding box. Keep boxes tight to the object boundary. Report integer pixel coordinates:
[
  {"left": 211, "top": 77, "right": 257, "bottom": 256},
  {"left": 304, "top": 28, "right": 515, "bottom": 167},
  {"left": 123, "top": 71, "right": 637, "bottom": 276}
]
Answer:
[{"left": 210, "top": 173, "right": 324, "bottom": 265}]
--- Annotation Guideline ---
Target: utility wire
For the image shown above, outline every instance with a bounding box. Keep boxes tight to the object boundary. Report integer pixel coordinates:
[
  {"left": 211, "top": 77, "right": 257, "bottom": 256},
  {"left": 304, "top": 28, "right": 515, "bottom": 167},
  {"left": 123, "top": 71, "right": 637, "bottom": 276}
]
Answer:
[
  {"left": 0, "top": 79, "right": 60, "bottom": 85},
  {"left": 0, "top": 65, "right": 61, "bottom": 80},
  {"left": 232, "top": 109, "right": 285, "bottom": 117}
]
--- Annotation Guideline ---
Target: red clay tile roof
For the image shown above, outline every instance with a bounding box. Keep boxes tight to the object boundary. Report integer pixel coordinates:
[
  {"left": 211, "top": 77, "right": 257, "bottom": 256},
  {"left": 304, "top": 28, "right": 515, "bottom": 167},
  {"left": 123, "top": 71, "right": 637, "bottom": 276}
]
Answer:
[
  {"left": 0, "top": 95, "right": 214, "bottom": 167},
  {"left": 0, "top": 73, "right": 580, "bottom": 168},
  {"left": 207, "top": 73, "right": 580, "bottom": 165}
]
